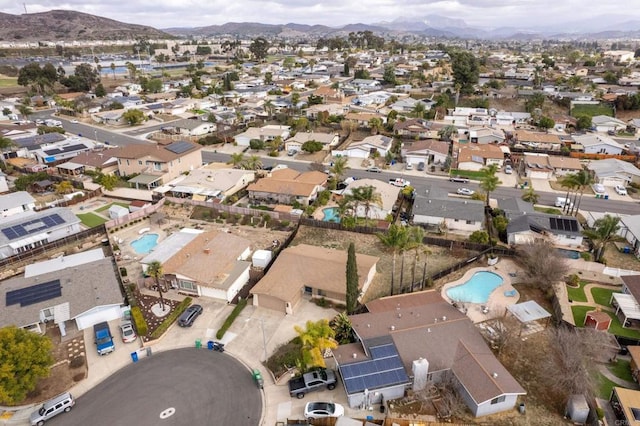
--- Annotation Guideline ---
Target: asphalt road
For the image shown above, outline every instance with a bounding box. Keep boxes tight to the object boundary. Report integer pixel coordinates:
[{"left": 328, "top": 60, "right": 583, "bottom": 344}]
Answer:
[
  {"left": 48, "top": 348, "right": 262, "bottom": 426},
  {"left": 202, "top": 151, "right": 639, "bottom": 215}
]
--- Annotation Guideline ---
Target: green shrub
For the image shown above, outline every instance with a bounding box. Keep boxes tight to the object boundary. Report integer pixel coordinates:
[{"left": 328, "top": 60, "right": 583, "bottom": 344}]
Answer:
[
  {"left": 281, "top": 220, "right": 290, "bottom": 228},
  {"left": 596, "top": 407, "right": 604, "bottom": 420},
  {"left": 131, "top": 306, "right": 148, "bottom": 336},
  {"left": 69, "top": 356, "right": 85, "bottom": 369},
  {"left": 216, "top": 299, "right": 248, "bottom": 339},
  {"left": 150, "top": 297, "right": 193, "bottom": 339},
  {"left": 580, "top": 252, "right": 592, "bottom": 261},
  {"left": 119, "top": 267, "right": 128, "bottom": 277},
  {"left": 125, "top": 283, "right": 138, "bottom": 307}
]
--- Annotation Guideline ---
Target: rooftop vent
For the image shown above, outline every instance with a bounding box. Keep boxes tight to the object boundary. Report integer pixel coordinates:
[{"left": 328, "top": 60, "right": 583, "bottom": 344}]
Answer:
[
  {"left": 442, "top": 316, "right": 447, "bottom": 321},
  {"left": 492, "top": 372, "right": 498, "bottom": 378},
  {"left": 390, "top": 325, "right": 395, "bottom": 331},
  {"left": 427, "top": 328, "right": 431, "bottom": 333},
  {"left": 352, "top": 353, "right": 357, "bottom": 359}
]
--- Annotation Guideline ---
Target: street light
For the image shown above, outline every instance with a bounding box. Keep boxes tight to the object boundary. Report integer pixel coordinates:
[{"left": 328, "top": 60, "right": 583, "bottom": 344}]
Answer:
[{"left": 245, "top": 317, "right": 267, "bottom": 362}]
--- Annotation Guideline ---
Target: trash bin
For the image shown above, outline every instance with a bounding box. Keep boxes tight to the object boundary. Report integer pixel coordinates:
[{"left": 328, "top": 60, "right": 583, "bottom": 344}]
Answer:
[
  {"left": 207, "top": 340, "right": 215, "bottom": 350},
  {"left": 195, "top": 339, "right": 202, "bottom": 349},
  {"left": 605, "top": 194, "right": 609, "bottom": 200},
  {"left": 146, "top": 347, "right": 152, "bottom": 357},
  {"left": 131, "top": 352, "right": 138, "bottom": 363},
  {"left": 519, "top": 403, "right": 526, "bottom": 414}
]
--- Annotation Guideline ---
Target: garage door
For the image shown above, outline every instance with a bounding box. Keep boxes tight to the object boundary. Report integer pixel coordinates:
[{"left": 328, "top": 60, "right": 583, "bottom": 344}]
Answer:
[
  {"left": 528, "top": 170, "right": 550, "bottom": 179},
  {"left": 75, "top": 304, "right": 123, "bottom": 330}
]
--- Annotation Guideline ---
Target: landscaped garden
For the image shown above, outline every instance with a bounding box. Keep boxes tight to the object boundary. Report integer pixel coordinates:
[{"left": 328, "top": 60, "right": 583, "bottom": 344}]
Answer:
[
  {"left": 566, "top": 280, "right": 588, "bottom": 302},
  {"left": 571, "top": 305, "right": 640, "bottom": 340},
  {"left": 76, "top": 212, "right": 108, "bottom": 227}
]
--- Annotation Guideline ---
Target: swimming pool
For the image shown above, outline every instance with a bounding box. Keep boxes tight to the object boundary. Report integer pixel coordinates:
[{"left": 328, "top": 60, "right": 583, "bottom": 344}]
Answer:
[
  {"left": 446, "top": 271, "right": 504, "bottom": 304},
  {"left": 130, "top": 233, "right": 159, "bottom": 254},
  {"left": 556, "top": 248, "right": 580, "bottom": 259},
  {"left": 322, "top": 207, "right": 340, "bottom": 222}
]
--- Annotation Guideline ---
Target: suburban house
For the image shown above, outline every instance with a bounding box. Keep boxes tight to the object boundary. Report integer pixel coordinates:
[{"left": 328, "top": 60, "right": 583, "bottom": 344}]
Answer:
[
  {"left": 469, "top": 128, "right": 506, "bottom": 144},
  {"left": 591, "top": 115, "right": 627, "bottom": 134},
  {"left": 412, "top": 184, "right": 484, "bottom": 233},
  {"left": 110, "top": 141, "right": 203, "bottom": 190},
  {"left": 0, "top": 207, "right": 82, "bottom": 258},
  {"left": 514, "top": 130, "right": 562, "bottom": 151},
  {"left": 247, "top": 168, "right": 327, "bottom": 206},
  {"left": 402, "top": 139, "right": 449, "bottom": 167},
  {"left": 587, "top": 158, "right": 640, "bottom": 187},
  {"left": 336, "top": 178, "right": 400, "bottom": 220},
  {"left": 155, "top": 166, "right": 255, "bottom": 202},
  {"left": 305, "top": 103, "right": 349, "bottom": 120},
  {"left": 393, "top": 119, "right": 434, "bottom": 139},
  {"left": 32, "top": 138, "right": 95, "bottom": 165},
  {"left": 0, "top": 191, "right": 36, "bottom": 218},
  {"left": 234, "top": 125, "right": 291, "bottom": 146},
  {"left": 169, "top": 118, "right": 217, "bottom": 136},
  {"left": 91, "top": 109, "right": 126, "bottom": 125},
  {"left": 338, "top": 135, "right": 393, "bottom": 159},
  {"left": 61, "top": 150, "right": 119, "bottom": 175},
  {"left": 284, "top": 132, "right": 339, "bottom": 153},
  {"left": 344, "top": 112, "right": 387, "bottom": 129},
  {"left": 251, "top": 244, "right": 378, "bottom": 314},
  {"left": 498, "top": 197, "right": 583, "bottom": 248},
  {"left": 619, "top": 215, "right": 640, "bottom": 256},
  {"left": 456, "top": 144, "right": 504, "bottom": 171},
  {"left": 0, "top": 172, "right": 8, "bottom": 194},
  {"left": 0, "top": 248, "right": 124, "bottom": 336},
  {"left": 143, "top": 230, "right": 252, "bottom": 302},
  {"left": 445, "top": 107, "right": 491, "bottom": 127},
  {"left": 610, "top": 387, "right": 640, "bottom": 425},
  {"left": 573, "top": 134, "right": 624, "bottom": 155},
  {"left": 547, "top": 155, "right": 583, "bottom": 177},
  {"left": 333, "top": 291, "right": 526, "bottom": 416}
]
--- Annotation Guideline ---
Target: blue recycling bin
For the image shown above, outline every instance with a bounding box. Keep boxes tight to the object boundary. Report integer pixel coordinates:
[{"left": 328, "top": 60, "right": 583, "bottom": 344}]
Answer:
[
  {"left": 131, "top": 351, "right": 138, "bottom": 363},
  {"left": 207, "top": 340, "right": 215, "bottom": 350},
  {"left": 605, "top": 194, "right": 609, "bottom": 200}
]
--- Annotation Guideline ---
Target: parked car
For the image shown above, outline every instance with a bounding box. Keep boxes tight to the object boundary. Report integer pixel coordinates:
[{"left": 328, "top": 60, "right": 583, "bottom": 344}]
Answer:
[
  {"left": 30, "top": 392, "right": 75, "bottom": 426},
  {"left": 449, "top": 176, "right": 469, "bottom": 183},
  {"left": 504, "top": 165, "right": 513, "bottom": 174},
  {"left": 119, "top": 321, "right": 137, "bottom": 343},
  {"left": 457, "top": 188, "right": 475, "bottom": 196},
  {"left": 366, "top": 166, "right": 382, "bottom": 173},
  {"left": 615, "top": 185, "right": 628, "bottom": 196},
  {"left": 178, "top": 304, "right": 203, "bottom": 327},
  {"left": 417, "top": 162, "right": 425, "bottom": 171},
  {"left": 287, "top": 149, "right": 298, "bottom": 156},
  {"left": 304, "top": 402, "right": 344, "bottom": 419},
  {"left": 405, "top": 163, "right": 413, "bottom": 170}
]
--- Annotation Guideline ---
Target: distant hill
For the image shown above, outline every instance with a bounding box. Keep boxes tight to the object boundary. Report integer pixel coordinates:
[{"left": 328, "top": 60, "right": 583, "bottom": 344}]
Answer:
[{"left": 0, "top": 10, "right": 173, "bottom": 42}]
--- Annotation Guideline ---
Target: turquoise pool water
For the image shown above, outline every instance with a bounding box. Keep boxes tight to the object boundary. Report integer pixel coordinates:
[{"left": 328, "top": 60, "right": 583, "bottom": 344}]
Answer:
[
  {"left": 130, "top": 233, "right": 159, "bottom": 254},
  {"left": 556, "top": 248, "right": 580, "bottom": 259},
  {"left": 446, "top": 271, "right": 504, "bottom": 304},
  {"left": 322, "top": 207, "right": 340, "bottom": 222}
]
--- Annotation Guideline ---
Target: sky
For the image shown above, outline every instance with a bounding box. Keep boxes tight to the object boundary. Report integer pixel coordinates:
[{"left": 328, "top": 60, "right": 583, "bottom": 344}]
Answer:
[{"left": 1, "top": 0, "right": 639, "bottom": 30}]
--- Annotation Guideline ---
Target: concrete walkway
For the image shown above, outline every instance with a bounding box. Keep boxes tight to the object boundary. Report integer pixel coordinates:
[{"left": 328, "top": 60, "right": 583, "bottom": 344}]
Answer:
[{"left": 597, "top": 363, "right": 640, "bottom": 390}]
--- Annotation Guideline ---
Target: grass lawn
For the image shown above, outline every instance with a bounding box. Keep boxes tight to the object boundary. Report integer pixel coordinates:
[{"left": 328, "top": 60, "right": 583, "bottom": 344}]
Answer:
[
  {"left": 566, "top": 281, "right": 588, "bottom": 303},
  {"left": 572, "top": 305, "right": 640, "bottom": 340},
  {"left": 534, "top": 206, "right": 563, "bottom": 215},
  {"left": 596, "top": 372, "right": 618, "bottom": 399},
  {"left": 571, "top": 103, "right": 614, "bottom": 118},
  {"left": 608, "top": 359, "right": 634, "bottom": 383},
  {"left": 449, "top": 169, "right": 487, "bottom": 180},
  {"left": 0, "top": 77, "right": 18, "bottom": 88},
  {"left": 77, "top": 213, "right": 108, "bottom": 228},
  {"left": 591, "top": 287, "right": 619, "bottom": 307},
  {"left": 96, "top": 202, "right": 129, "bottom": 212}
]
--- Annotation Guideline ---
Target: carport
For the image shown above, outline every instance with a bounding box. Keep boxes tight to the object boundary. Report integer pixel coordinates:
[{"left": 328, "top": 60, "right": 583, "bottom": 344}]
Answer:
[
  {"left": 611, "top": 293, "right": 640, "bottom": 328},
  {"left": 128, "top": 174, "right": 163, "bottom": 190}
]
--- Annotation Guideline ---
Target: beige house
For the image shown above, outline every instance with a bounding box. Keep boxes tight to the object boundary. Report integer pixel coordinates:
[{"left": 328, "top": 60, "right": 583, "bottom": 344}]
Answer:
[
  {"left": 251, "top": 244, "right": 379, "bottom": 314},
  {"left": 156, "top": 165, "right": 255, "bottom": 201},
  {"left": 284, "top": 132, "right": 339, "bottom": 152},
  {"left": 457, "top": 144, "right": 504, "bottom": 171},
  {"left": 111, "top": 141, "right": 202, "bottom": 190},
  {"left": 63, "top": 150, "right": 119, "bottom": 175},
  {"left": 247, "top": 168, "right": 327, "bottom": 206}
]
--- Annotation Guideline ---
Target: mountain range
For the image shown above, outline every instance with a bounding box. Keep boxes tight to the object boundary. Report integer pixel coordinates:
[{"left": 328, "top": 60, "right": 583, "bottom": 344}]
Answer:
[{"left": 0, "top": 10, "right": 638, "bottom": 42}]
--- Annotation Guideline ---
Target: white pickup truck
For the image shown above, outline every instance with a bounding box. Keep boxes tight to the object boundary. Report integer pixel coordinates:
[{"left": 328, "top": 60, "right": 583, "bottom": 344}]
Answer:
[{"left": 389, "top": 178, "right": 411, "bottom": 187}]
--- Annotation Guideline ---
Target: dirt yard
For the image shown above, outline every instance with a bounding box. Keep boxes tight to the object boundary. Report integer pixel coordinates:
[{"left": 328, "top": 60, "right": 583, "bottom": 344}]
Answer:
[{"left": 291, "top": 225, "right": 477, "bottom": 302}]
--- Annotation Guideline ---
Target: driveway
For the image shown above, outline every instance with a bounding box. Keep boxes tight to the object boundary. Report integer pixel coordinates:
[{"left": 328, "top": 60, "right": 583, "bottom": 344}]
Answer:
[{"left": 48, "top": 348, "right": 261, "bottom": 426}]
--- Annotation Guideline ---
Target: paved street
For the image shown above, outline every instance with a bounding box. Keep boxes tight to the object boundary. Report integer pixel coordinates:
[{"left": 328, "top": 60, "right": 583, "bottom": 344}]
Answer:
[{"left": 47, "top": 348, "right": 261, "bottom": 426}]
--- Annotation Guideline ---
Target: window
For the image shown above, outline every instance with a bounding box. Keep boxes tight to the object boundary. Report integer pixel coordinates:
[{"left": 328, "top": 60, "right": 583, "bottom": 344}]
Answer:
[
  {"left": 178, "top": 280, "right": 197, "bottom": 291},
  {"left": 466, "top": 220, "right": 473, "bottom": 225},
  {"left": 490, "top": 396, "right": 506, "bottom": 405},
  {"left": 138, "top": 160, "right": 142, "bottom": 165}
]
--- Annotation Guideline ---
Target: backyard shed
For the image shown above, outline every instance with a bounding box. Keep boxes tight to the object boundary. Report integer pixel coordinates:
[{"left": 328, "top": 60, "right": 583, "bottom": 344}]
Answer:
[
  {"left": 108, "top": 204, "right": 129, "bottom": 219},
  {"left": 584, "top": 310, "right": 611, "bottom": 331},
  {"left": 565, "top": 394, "right": 589, "bottom": 424},
  {"left": 252, "top": 250, "right": 273, "bottom": 269}
]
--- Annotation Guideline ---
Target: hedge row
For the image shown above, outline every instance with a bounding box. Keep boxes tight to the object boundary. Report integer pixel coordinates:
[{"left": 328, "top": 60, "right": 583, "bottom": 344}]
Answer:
[
  {"left": 131, "top": 306, "right": 148, "bottom": 336},
  {"left": 216, "top": 299, "right": 248, "bottom": 340},
  {"left": 150, "top": 297, "right": 193, "bottom": 340}
]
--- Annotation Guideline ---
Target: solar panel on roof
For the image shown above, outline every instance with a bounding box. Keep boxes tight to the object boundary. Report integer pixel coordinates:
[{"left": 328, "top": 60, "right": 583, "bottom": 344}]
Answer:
[
  {"left": 166, "top": 141, "right": 193, "bottom": 154},
  {"left": 6, "top": 280, "right": 62, "bottom": 307},
  {"left": 340, "top": 342, "right": 409, "bottom": 394}
]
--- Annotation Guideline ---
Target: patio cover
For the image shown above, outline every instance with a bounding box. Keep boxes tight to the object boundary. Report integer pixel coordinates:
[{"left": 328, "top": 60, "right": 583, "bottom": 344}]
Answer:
[
  {"left": 612, "top": 293, "right": 640, "bottom": 327},
  {"left": 128, "top": 174, "right": 162, "bottom": 185},
  {"left": 507, "top": 300, "right": 551, "bottom": 323}
]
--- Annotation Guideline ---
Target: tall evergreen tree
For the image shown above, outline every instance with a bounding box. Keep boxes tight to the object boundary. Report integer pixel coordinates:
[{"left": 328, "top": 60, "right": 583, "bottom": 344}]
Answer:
[{"left": 346, "top": 242, "right": 359, "bottom": 314}]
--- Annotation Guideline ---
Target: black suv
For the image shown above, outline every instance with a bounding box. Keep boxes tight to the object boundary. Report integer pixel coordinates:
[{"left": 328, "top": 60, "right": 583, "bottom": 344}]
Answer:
[{"left": 178, "top": 304, "right": 203, "bottom": 327}]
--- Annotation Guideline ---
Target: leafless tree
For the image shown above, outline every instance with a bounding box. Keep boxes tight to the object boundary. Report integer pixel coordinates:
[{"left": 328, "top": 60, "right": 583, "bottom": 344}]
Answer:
[
  {"left": 518, "top": 240, "right": 569, "bottom": 292},
  {"left": 434, "top": 371, "right": 467, "bottom": 419},
  {"left": 489, "top": 315, "right": 522, "bottom": 356}
]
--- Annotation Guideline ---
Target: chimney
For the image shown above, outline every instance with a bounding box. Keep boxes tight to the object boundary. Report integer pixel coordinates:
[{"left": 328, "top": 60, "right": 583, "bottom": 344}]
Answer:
[
  {"left": 352, "top": 353, "right": 357, "bottom": 359},
  {"left": 204, "top": 248, "right": 211, "bottom": 254}
]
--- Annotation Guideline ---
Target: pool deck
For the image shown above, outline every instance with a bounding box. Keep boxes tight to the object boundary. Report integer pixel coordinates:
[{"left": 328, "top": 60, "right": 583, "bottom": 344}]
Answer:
[{"left": 440, "top": 259, "right": 521, "bottom": 324}]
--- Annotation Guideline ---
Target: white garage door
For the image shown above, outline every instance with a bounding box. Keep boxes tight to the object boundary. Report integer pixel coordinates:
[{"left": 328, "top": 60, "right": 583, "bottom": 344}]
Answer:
[
  {"left": 528, "top": 170, "right": 550, "bottom": 179},
  {"left": 75, "top": 304, "right": 123, "bottom": 330}
]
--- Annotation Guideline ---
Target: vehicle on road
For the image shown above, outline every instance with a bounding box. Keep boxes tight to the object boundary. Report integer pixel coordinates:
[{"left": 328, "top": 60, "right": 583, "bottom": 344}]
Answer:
[
  {"left": 389, "top": 178, "right": 411, "bottom": 187},
  {"left": 615, "top": 185, "right": 628, "bottom": 196},
  {"left": 304, "top": 402, "right": 344, "bottom": 419},
  {"left": 456, "top": 188, "right": 475, "bottom": 196},
  {"left": 30, "top": 392, "right": 75, "bottom": 426},
  {"left": 449, "top": 176, "right": 469, "bottom": 183},
  {"left": 289, "top": 368, "right": 337, "bottom": 399},
  {"left": 178, "top": 304, "right": 203, "bottom": 327},
  {"left": 70, "top": 119, "right": 79, "bottom": 123},
  {"left": 94, "top": 322, "right": 115, "bottom": 355},
  {"left": 366, "top": 166, "right": 382, "bottom": 173},
  {"left": 120, "top": 321, "right": 137, "bottom": 343},
  {"left": 554, "top": 197, "right": 574, "bottom": 209}
]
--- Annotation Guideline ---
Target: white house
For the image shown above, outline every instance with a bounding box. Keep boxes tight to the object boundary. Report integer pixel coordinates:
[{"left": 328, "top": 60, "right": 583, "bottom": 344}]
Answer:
[
  {"left": 0, "top": 191, "right": 36, "bottom": 218},
  {"left": 234, "top": 125, "right": 291, "bottom": 146},
  {"left": 337, "top": 178, "right": 400, "bottom": 220},
  {"left": 587, "top": 158, "right": 640, "bottom": 186},
  {"left": 171, "top": 118, "right": 217, "bottom": 136},
  {"left": 285, "top": 132, "right": 339, "bottom": 152},
  {"left": 339, "top": 135, "right": 393, "bottom": 159},
  {"left": 402, "top": 139, "right": 449, "bottom": 167},
  {"left": 591, "top": 115, "right": 627, "bottom": 134},
  {"left": 411, "top": 184, "right": 484, "bottom": 233},
  {"left": 573, "top": 134, "right": 624, "bottom": 155}
]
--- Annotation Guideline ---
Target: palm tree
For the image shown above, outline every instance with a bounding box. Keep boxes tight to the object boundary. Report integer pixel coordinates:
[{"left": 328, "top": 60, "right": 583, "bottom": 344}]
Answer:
[
  {"left": 290, "top": 92, "right": 300, "bottom": 116},
  {"left": 570, "top": 169, "right": 594, "bottom": 216},
  {"left": 245, "top": 155, "right": 263, "bottom": 170},
  {"left": 146, "top": 260, "right": 165, "bottom": 310},
  {"left": 227, "top": 152, "right": 245, "bottom": 169},
  {"left": 294, "top": 319, "right": 338, "bottom": 370},
  {"left": 17, "top": 105, "right": 32, "bottom": 121},
  {"left": 264, "top": 99, "right": 274, "bottom": 120},
  {"left": 479, "top": 164, "right": 501, "bottom": 207},
  {"left": 110, "top": 63, "right": 116, "bottom": 80},
  {"left": 0, "top": 136, "right": 15, "bottom": 168},
  {"left": 521, "top": 186, "right": 539, "bottom": 204},
  {"left": 559, "top": 173, "right": 579, "bottom": 215},
  {"left": 330, "top": 156, "right": 349, "bottom": 183},
  {"left": 583, "top": 215, "right": 621, "bottom": 262},
  {"left": 351, "top": 185, "right": 382, "bottom": 222},
  {"left": 330, "top": 313, "right": 353, "bottom": 344},
  {"left": 407, "top": 226, "right": 425, "bottom": 292},
  {"left": 377, "top": 224, "right": 409, "bottom": 296}
]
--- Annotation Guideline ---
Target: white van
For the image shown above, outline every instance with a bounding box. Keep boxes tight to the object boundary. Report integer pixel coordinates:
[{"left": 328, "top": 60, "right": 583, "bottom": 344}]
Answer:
[
  {"left": 554, "top": 197, "right": 574, "bottom": 208},
  {"left": 30, "top": 392, "right": 75, "bottom": 425}
]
